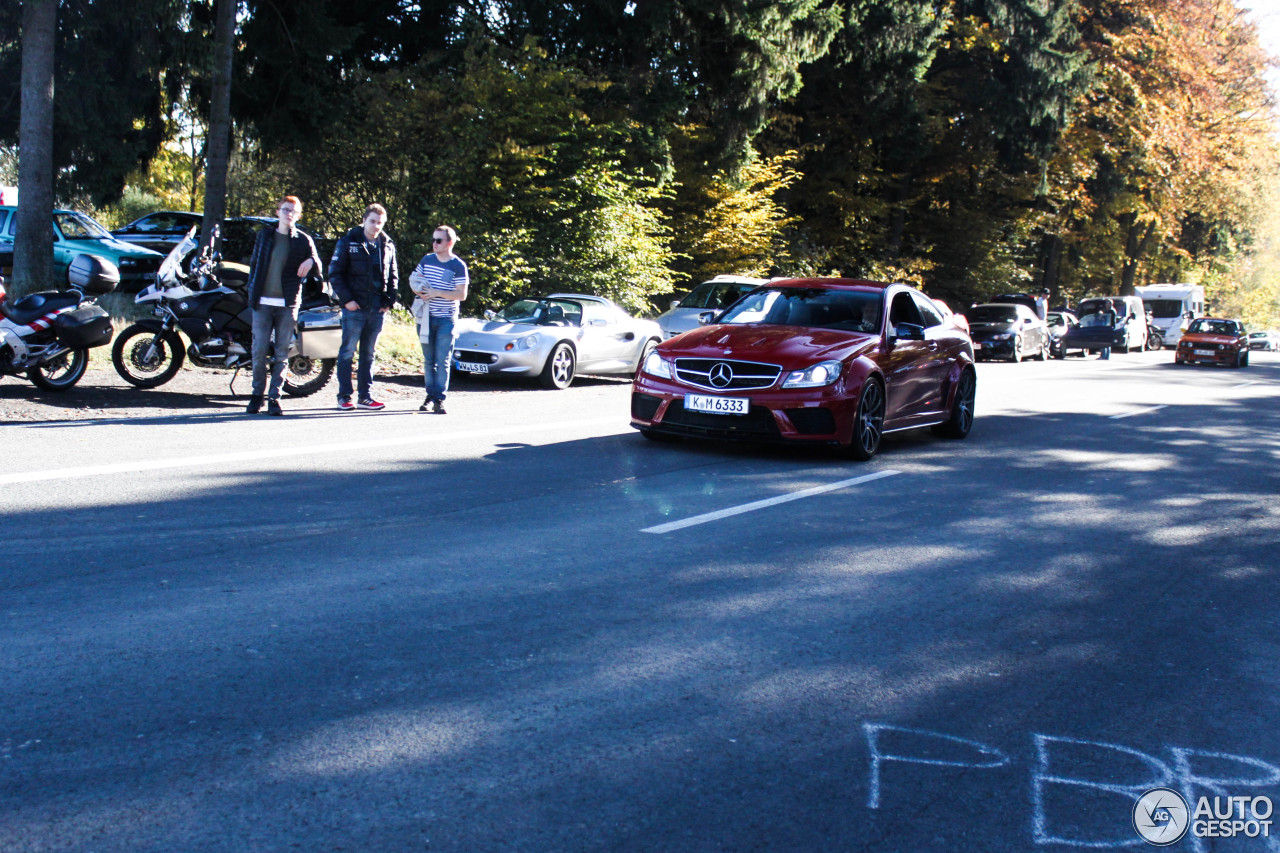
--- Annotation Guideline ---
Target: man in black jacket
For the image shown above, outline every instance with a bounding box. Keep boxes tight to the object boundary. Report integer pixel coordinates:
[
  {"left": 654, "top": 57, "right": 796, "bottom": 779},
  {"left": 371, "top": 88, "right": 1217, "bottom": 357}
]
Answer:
[
  {"left": 329, "top": 203, "right": 398, "bottom": 410},
  {"left": 245, "top": 195, "right": 323, "bottom": 415}
]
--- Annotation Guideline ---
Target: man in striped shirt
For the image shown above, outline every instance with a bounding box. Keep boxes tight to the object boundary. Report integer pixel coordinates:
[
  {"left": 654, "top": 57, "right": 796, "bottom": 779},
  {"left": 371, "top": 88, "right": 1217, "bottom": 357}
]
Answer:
[{"left": 408, "top": 225, "right": 469, "bottom": 414}]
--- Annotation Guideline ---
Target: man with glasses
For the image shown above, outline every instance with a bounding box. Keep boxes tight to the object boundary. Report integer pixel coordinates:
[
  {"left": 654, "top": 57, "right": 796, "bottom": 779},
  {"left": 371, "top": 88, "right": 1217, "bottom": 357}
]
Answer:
[
  {"left": 244, "top": 195, "right": 322, "bottom": 416},
  {"left": 330, "top": 203, "right": 399, "bottom": 410},
  {"left": 408, "top": 225, "right": 468, "bottom": 414}
]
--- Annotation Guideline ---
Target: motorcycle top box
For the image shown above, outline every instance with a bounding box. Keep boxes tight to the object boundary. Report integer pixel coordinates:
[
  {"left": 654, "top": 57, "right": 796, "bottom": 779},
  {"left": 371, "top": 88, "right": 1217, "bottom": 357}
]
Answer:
[
  {"left": 54, "top": 304, "right": 114, "bottom": 349},
  {"left": 67, "top": 253, "right": 120, "bottom": 293}
]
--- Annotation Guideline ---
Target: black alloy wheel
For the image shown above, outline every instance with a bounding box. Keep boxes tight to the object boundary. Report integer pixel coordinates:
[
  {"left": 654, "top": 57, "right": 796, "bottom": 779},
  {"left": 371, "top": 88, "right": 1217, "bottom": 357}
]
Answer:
[
  {"left": 933, "top": 368, "right": 976, "bottom": 439},
  {"left": 846, "top": 378, "right": 886, "bottom": 461}
]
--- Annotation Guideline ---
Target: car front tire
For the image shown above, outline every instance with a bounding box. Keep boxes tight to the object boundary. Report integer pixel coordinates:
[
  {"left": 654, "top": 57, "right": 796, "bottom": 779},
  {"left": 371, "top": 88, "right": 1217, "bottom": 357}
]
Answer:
[{"left": 846, "top": 378, "right": 885, "bottom": 461}]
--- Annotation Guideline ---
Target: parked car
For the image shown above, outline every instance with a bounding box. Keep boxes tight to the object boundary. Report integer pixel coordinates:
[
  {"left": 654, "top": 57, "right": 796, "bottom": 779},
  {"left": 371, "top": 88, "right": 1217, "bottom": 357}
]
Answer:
[
  {"left": 966, "top": 302, "right": 1049, "bottom": 362},
  {"left": 1175, "top": 317, "right": 1250, "bottom": 367},
  {"left": 0, "top": 238, "right": 12, "bottom": 280},
  {"left": 451, "top": 294, "right": 663, "bottom": 389},
  {"left": 110, "top": 210, "right": 203, "bottom": 254},
  {"left": 655, "top": 274, "right": 768, "bottom": 339},
  {"left": 1061, "top": 295, "right": 1148, "bottom": 354},
  {"left": 113, "top": 212, "right": 334, "bottom": 285},
  {"left": 1247, "top": 330, "right": 1277, "bottom": 352},
  {"left": 1046, "top": 310, "right": 1084, "bottom": 358},
  {"left": 631, "top": 278, "right": 976, "bottom": 460},
  {"left": 0, "top": 205, "right": 164, "bottom": 291}
]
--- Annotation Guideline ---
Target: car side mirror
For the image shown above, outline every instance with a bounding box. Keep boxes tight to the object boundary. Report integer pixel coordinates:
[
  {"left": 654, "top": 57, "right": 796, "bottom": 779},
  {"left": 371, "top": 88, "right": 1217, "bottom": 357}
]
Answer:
[
  {"left": 892, "top": 322, "right": 925, "bottom": 342},
  {"left": 670, "top": 298, "right": 682, "bottom": 310},
  {"left": 483, "top": 309, "right": 496, "bottom": 321},
  {"left": 698, "top": 311, "right": 717, "bottom": 325}
]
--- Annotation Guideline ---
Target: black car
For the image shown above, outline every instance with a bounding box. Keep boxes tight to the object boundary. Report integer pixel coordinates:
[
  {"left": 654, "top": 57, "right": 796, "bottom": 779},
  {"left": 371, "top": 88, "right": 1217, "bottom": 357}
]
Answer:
[
  {"left": 111, "top": 211, "right": 203, "bottom": 255},
  {"left": 966, "top": 302, "right": 1050, "bottom": 362},
  {"left": 1046, "top": 310, "right": 1084, "bottom": 358},
  {"left": 114, "top": 212, "right": 334, "bottom": 283}
]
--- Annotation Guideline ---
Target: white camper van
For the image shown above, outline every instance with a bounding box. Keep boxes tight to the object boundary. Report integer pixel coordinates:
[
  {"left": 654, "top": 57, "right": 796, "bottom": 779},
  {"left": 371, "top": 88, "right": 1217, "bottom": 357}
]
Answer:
[{"left": 1135, "top": 283, "right": 1205, "bottom": 348}]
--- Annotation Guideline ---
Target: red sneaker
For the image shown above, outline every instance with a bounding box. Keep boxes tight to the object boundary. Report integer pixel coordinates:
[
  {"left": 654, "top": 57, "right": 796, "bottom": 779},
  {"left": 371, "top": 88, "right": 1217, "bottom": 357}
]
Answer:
[
  {"left": 337, "top": 398, "right": 356, "bottom": 411},
  {"left": 357, "top": 398, "right": 386, "bottom": 411}
]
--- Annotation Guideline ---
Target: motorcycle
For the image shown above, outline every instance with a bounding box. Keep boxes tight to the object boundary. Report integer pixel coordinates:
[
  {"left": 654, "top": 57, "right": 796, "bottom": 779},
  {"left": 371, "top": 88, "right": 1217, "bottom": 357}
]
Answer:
[
  {"left": 111, "top": 227, "right": 342, "bottom": 395},
  {"left": 0, "top": 254, "right": 119, "bottom": 391}
]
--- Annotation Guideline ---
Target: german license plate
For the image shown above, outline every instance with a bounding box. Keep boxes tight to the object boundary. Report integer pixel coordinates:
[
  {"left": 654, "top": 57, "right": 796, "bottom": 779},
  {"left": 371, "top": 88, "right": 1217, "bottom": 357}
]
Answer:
[
  {"left": 686, "top": 394, "right": 748, "bottom": 415},
  {"left": 1193, "top": 349, "right": 1214, "bottom": 357},
  {"left": 456, "top": 361, "right": 489, "bottom": 374}
]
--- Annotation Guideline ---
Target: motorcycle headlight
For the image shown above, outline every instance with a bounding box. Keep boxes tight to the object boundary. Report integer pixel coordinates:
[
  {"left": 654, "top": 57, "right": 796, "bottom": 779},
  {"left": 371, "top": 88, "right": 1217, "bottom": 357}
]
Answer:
[
  {"left": 642, "top": 350, "right": 672, "bottom": 379},
  {"left": 782, "top": 360, "right": 842, "bottom": 389}
]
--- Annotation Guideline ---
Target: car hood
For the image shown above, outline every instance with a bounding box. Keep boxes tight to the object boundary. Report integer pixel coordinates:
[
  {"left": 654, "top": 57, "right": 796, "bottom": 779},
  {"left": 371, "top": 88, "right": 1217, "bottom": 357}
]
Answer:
[
  {"left": 64, "top": 236, "right": 164, "bottom": 258},
  {"left": 1181, "top": 333, "right": 1240, "bottom": 345},
  {"left": 455, "top": 318, "right": 548, "bottom": 337},
  {"left": 658, "top": 324, "right": 878, "bottom": 365}
]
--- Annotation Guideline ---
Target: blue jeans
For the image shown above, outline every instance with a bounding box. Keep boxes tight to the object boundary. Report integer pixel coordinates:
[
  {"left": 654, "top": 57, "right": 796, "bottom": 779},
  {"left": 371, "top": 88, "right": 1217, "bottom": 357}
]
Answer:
[
  {"left": 421, "top": 315, "right": 456, "bottom": 402},
  {"left": 337, "top": 308, "right": 384, "bottom": 401},
  {"left": 251, "top": 304, "right": 297, "bottom": 399}
]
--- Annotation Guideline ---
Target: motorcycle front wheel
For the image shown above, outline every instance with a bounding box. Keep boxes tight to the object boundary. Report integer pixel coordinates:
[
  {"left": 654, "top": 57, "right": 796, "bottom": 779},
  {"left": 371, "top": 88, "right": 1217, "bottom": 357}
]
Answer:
[
  {"left": 28, "top": 347, "right": 88, "bottom": 391},
  {"left": 112, "top": 325, "right": 185, "bottom": 388},
  {"left": 282, "top": 356, "right": 336, "bottom": 397}
]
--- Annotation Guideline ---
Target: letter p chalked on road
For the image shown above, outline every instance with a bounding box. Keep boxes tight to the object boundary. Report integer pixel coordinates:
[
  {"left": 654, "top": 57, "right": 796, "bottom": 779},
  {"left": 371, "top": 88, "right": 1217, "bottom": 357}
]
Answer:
[{"left": 863, "top": 723, "right": 1280, "bottom": 850}]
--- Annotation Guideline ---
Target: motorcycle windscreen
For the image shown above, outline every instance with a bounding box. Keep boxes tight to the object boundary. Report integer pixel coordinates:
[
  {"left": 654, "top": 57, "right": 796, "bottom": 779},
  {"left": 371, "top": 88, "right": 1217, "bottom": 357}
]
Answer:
[{"left": 158, "top": 228, "right": 199, "bottom": 286}]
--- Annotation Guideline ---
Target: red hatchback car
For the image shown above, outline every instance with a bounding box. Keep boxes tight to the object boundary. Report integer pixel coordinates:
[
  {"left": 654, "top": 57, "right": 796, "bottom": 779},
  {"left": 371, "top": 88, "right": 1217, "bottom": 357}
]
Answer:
[
  {"left": 1175, "top": 317, "right": 1250, "bottom": 367},
  {"left": 631, "top": 278, "right": 977, "bottom": 459}
]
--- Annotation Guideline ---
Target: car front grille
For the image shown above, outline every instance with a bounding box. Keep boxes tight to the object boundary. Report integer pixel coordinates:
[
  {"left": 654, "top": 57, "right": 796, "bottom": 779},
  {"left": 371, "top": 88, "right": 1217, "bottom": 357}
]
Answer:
[
  {"left": 453, "top": 349, "right": 498, "bottom": 365},
  {"left": 661, "top": 400, "right": 781, "bottom": 439},
  {"left": 673, "top": 358, "right": 781, "bottom": 391}
]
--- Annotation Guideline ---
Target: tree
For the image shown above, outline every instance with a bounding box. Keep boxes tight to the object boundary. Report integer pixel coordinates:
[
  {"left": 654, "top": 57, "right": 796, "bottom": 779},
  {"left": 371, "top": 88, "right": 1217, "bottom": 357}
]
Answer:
[
  {"left": 201, "top": 0, "right": 235, "bottom": 252},
  {"left": 12, "top": 0, "right": 58, "bottom": 297}
]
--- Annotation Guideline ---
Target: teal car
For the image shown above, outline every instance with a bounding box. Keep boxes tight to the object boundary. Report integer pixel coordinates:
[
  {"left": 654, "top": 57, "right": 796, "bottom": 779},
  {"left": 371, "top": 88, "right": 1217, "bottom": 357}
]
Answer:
[{"left": 0, "top": 206, "right": 164, "bottom": 291}]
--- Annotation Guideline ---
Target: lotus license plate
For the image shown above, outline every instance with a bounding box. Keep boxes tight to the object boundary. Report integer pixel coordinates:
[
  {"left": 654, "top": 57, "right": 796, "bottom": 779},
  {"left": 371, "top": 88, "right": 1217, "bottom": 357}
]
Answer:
[
  {"left": 456, "top": 361, "right": 489, "bottom": 374},
  {"left": 1193, "top": 349, "right": 1214, "bottom": 357},
  {"left": 686, "top": 394, "right": 748, "bottom": 415}
]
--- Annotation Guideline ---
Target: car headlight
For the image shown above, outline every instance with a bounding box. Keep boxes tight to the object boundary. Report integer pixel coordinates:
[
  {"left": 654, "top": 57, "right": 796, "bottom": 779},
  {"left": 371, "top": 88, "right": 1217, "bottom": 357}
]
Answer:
[
  {"left": 642, "top": 350, "right": 672, "bottom": 378},
  {"left": 782, "top": 360, "right": 842, "bottom": 389},
  {"left": 990, "top": 333, "right": 1013, "bottom": 341}
]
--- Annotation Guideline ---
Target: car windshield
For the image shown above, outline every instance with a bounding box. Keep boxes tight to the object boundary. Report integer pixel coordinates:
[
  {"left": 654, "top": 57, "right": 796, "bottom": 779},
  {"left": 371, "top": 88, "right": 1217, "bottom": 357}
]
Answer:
[
  {"left": 1249, "top": 332, "right": 1267, "bottom": 339},
  {"left": 680, "top": 281, "right": 758, "bottom": 310},
  {"left": 717, "top": 287, "right": 881, "bottom": 332},
  {"left": 54, "top": 211, "right": 112, "bottom": 240},
  {"left": 969, "top": 305, "right": 1018, "bottom": 324},
  {"left": 1046, "top": 313, "right": 1067, "bottom": 327},
  {"left": 1188, "top": 319, "right": 1239, "bottom": 335},
  {"left": 1078, "top": 312, "right": 1114, "bottom": 328},
  {"left": 1144, "top": 299, "right": 1185, "bottom": 319},
  {"left": 493, "top": 298, "right": 583, "bottom": 327}
]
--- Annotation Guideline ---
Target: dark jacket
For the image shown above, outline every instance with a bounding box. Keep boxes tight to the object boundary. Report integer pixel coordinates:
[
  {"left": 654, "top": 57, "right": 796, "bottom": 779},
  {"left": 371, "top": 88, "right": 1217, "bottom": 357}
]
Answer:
[
  {"left": 245, "top": 224, "right": 323, "bottom": 310},
  {"left": 329, "top": 226, "right": 399, "bottom": 311}
]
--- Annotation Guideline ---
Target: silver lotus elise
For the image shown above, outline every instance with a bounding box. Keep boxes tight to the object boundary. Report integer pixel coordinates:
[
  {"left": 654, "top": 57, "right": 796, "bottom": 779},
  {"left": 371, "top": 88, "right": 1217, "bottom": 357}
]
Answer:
[{"left": 451, "top": 293, "right": 663, "bottom": 389}]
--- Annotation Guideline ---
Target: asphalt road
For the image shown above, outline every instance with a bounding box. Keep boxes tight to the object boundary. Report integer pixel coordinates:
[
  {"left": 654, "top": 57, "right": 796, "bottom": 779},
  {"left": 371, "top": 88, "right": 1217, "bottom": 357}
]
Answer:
[{"left": 3, "top": 351, "right": 1279, "bottom": 852}]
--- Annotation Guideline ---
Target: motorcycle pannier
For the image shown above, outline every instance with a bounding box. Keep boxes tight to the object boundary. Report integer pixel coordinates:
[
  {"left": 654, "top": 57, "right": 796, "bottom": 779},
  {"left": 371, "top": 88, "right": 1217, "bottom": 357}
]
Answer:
[
  {"left": 67, "top": 254, "right": 121, "bottom": 294},
  {"left": 54, "top": 305, "right": 114, "bottom": 349}
]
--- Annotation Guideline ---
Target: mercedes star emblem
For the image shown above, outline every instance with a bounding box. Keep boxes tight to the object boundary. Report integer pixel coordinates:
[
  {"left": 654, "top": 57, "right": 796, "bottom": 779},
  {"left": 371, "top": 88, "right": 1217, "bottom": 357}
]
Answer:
[{"left": 709, "top": 362, "right": 733, "bottom": 388}]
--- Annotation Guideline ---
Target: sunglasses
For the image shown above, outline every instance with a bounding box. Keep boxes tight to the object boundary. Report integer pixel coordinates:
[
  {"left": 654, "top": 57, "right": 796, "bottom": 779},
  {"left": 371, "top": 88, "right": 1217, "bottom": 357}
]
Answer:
[{"left": 433, "top": 237, "right": 449, "bottom": 244}]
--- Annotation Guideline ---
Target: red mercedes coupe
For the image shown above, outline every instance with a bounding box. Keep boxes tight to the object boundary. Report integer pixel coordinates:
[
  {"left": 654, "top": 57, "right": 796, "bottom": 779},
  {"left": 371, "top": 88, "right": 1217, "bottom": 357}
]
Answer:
[{"left": 631, "top": 278, "right": 976, "bottom": 460}]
